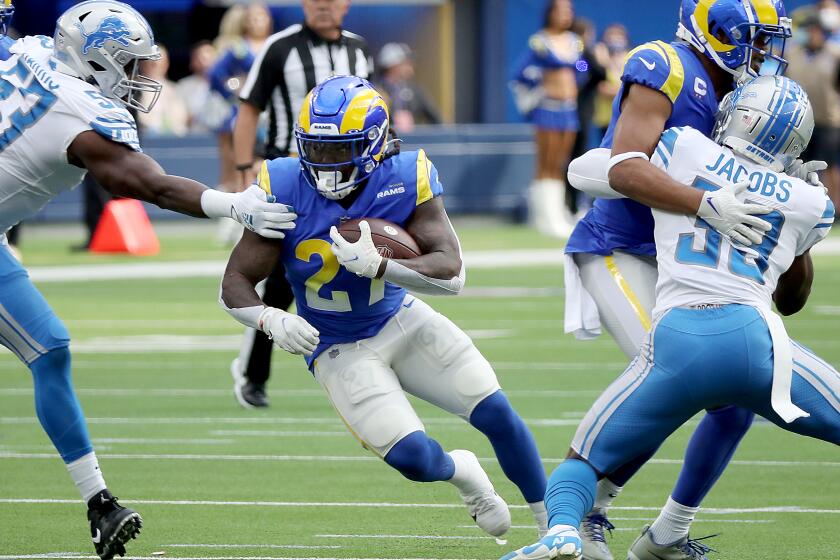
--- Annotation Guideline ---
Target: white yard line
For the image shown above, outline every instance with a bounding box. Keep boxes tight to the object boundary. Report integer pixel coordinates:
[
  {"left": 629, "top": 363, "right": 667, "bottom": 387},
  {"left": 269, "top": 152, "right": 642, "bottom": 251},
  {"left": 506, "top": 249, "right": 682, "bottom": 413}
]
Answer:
[
  {"left": 315, "top": 534, "right": 487, "bottom": 540},
  {"left": 0, "top": 498, "right": 836, "bottom": 515},
  {"left": 22, "top": 240, "right": 840, "bottom": 284},
  {"left": 0, "top": 557, "right": 478, "bottom": 560},
  {"left": 1, "top": 451, "right": 836, "bottom": 468},
  {"left": 162, "top": 545, "right": 341, "bottom": 549}
]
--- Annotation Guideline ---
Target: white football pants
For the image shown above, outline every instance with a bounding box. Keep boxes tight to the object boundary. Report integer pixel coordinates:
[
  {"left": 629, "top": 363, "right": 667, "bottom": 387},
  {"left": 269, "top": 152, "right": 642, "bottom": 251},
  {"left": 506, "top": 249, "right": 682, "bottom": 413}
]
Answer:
[
  {"left": 573, "top": 251, "right": 658, "bottom": 358},
  {"left": 312, "top": 294, "right": 501, "bottom": 457}
]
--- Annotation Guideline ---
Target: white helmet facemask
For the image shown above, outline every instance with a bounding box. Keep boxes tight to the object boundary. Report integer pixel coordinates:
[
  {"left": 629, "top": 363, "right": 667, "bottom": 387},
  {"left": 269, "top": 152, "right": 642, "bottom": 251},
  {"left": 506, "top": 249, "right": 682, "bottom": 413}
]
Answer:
[{"left": 53, "top": 1, "right": 162, "bottom": 113}]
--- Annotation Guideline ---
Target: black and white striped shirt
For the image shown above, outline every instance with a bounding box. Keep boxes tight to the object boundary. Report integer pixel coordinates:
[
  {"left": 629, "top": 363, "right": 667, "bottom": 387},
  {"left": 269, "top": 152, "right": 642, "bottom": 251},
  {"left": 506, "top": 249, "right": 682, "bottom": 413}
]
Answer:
[{"left": 240, "top": 23, "right": 372, "bottom": 159}]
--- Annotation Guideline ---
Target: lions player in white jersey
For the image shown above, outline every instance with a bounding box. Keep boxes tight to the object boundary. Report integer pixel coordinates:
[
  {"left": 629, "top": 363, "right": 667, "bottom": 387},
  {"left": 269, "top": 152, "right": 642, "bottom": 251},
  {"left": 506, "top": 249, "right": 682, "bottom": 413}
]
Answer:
[
  {"left": 502, "top": 75, "right": 838, "bottom": 560},
  {"left": 0, "top": 2, "right": 295, "bottom": 558}
]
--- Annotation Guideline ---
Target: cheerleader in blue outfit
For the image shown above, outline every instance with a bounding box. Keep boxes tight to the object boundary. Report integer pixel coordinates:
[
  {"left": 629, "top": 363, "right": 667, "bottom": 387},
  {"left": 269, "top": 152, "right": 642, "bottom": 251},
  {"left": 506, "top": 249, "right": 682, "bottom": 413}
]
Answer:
[
  {"left": 208, "top": 3, "right": 273, "bottom": 194},
  {"left": 512, "top": 0, "right": 583, "bottom": 238}
]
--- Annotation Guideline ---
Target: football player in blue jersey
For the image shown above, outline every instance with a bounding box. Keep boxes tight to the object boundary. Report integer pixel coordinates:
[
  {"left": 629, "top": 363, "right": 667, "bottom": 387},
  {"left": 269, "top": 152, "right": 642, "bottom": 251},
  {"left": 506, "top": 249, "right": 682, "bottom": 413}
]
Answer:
[
  {"left": 221, "top": 75, "right": 552, "bottom": 539},
  {"left": 560, "top": 1, "right": 826, "bottom": 559}
]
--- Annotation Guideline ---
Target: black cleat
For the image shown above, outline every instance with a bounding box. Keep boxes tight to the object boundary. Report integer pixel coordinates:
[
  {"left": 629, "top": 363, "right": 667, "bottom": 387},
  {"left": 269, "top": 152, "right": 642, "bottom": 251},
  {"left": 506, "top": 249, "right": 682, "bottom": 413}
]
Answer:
[
  {"left": 87, "top": 490, "right": 142, "bottom": 560},
  {"left": 238, "top": 381, "right": 269, "bottom": 408},
  {"left": 231, "top": 358, "right": 270, "bottom": 408}
]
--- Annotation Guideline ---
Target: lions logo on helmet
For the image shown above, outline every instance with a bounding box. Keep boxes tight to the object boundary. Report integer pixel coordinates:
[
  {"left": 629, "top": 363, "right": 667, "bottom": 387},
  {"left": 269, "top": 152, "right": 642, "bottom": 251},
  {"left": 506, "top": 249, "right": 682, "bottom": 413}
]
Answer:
[
  {"left": 677, "top": 0, "right": 791, "bottom": 81},
  {"left": 295, "top": 75, "right": 390, "bottom": 200}
]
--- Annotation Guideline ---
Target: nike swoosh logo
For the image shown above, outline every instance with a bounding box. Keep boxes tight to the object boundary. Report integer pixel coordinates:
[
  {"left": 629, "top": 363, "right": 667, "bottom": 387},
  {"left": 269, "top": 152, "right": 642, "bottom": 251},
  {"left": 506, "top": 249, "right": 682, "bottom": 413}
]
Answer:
[
  {"left": 639, "top": 57, "right": 656, "bottom": 71},
  {"left": 346, "top": 256, "right": 359, "bottom": 262},
  {"left": 92, "top": 529, "right": 102, "bottom": 544},
  {"left": 706, "top": 197, "right": 720, "bottom": 216},
  {"left": 403, "top": 299, "right": 415, "bottom": 309}
]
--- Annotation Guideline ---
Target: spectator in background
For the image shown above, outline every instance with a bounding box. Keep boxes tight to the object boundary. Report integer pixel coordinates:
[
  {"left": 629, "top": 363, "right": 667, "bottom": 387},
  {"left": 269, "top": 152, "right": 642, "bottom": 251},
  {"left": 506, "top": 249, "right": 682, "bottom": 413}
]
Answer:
[
  {"left": 138, "top": 45, "right": 189, "bottom": 137},
  {"left": 176, "top": 41, "right": 225, "bottom": 134},
  {"left": 229, "top": 0, "right": 373, "bottom": 409},
  {"left": 209, "top": 3, "right": 274, "bottom": 195},
  {"left": 593, "top": 23, "right": 629, "bottom": 141},
  {"left": 787, "top": 13, "right": 840, "bottom": 210},
  {"left": 375, "top": 43, "right": 441, "bottom": 133},
  {"left": 568, "top": 17, "right": 607, "bottom": 217},
  {"left": 511, "top": 0, "right": 582, "bottom": 238}
]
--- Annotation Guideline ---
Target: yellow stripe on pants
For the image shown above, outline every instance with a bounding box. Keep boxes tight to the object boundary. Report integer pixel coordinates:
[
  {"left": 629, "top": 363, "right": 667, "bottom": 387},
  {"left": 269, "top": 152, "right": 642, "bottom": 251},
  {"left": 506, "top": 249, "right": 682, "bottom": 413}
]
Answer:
[{"left": 604, "top": 255, "right": 652, "bottom": 331}]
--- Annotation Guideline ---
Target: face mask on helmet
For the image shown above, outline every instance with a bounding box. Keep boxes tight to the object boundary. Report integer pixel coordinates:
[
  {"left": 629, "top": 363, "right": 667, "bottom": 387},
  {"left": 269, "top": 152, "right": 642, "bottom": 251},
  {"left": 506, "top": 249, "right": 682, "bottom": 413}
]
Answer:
[
  {"left": 297, "top": 123, "right": 387, "bottom": 200},
  {"left": 114, "top": 54, "right": 162, "bottom": 113},
  {"left": 678, "top": 0, "right": 792, "bottom": 83}
]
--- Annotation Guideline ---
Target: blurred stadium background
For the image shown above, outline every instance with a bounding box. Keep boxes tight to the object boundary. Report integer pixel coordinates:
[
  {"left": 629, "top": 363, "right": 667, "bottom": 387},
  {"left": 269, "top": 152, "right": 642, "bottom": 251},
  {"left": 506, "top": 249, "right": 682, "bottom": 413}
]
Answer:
[{"left": 2, "top": 0, "right": 831, "bottom": 223}]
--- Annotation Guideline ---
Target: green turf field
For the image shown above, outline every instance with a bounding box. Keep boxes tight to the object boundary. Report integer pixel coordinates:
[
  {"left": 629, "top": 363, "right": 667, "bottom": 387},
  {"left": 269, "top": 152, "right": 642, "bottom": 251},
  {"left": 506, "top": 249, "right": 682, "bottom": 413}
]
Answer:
[{"left": 0, "top": 222, "right": 838, "bottom": 559}]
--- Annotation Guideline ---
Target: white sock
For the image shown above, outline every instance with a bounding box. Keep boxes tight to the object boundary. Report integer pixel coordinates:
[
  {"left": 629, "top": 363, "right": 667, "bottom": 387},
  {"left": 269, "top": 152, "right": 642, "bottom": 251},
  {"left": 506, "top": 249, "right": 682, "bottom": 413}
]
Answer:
[
  {"left": 529, "top": 501, "right": 548, "bottom": 534},
  {"left": 66, "top": 452, "right": 107, "bottom": 502},
  {"left": 648, "top": 496, "right": 699, "bottom": 546},
  {"left": 593, "top": 478, "right": 623, "bottom": 512},
  {"left": 547, "top": 523, "right": 578, "bottom": 536},
  {"left": 447, "top": 451, "right": 484, "bottom": 495}
]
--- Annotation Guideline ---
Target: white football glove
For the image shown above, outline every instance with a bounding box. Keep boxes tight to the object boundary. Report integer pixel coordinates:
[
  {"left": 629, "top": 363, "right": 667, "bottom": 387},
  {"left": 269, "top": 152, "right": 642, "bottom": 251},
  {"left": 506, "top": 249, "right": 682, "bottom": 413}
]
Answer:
[
  {"left": 200, "top": 185, "right": 297, "bottom": 239},
  {"left": 787, "top": 159, "right": 828, "bottom": 193},
  {"left": 696, "top": 179, "right": 772, "bottom": 246},
  {"left": 258, "top": 307, "right": 319, "bottom": 355},
  {"left": 329, "top": 220, "right": 383, "bottom": 278}
]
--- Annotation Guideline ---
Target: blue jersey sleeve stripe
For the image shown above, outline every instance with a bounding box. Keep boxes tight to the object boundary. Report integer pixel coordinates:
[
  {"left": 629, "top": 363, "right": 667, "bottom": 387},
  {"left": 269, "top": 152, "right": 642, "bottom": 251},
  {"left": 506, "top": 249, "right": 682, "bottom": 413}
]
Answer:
[
  {"left": 822, "top": 199, "right": 835, "bottom": 220},
  {"left": 654, "top": 145, "right": 670, "bottom": 169},
  {"left": 659, "top": 128, "right": 679, "bottom": 156}
]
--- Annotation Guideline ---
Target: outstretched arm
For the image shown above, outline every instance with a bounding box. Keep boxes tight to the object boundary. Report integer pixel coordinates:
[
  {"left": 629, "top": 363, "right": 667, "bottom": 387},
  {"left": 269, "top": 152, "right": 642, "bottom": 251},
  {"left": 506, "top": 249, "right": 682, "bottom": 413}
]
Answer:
[{"left": 67, "top": 131, "right": 295, "bottom": 238}]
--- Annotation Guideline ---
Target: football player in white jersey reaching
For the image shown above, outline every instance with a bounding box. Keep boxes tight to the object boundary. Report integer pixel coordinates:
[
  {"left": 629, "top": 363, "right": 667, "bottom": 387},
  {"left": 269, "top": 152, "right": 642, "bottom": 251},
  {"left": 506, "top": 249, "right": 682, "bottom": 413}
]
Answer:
[
  {"left": 0, "top": 2, "right": 295, "bottom": 558},
  {"left": 502, "top": 75, "right": 838, "bottom": 560}
]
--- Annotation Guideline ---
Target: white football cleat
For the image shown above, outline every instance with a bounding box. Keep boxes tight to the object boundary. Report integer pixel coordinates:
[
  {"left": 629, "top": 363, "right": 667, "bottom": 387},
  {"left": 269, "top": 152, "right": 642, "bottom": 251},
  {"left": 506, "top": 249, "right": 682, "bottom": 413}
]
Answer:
[
  {"left": 449, "top": 449, "right": 511, "bottom": 537},
  {"left": 500, "top": 525, "right": 583, "bottom": 560}
]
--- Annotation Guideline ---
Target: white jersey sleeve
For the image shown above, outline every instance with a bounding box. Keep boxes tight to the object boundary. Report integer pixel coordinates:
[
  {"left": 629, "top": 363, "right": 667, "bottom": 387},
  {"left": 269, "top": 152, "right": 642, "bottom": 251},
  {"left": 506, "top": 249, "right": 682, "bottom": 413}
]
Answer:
[
  {"left": 0, "top": 36, "right": 141, "bottom": 232},
  {"left": 796, "top": 197, "right": 834, "bottom": 255}
]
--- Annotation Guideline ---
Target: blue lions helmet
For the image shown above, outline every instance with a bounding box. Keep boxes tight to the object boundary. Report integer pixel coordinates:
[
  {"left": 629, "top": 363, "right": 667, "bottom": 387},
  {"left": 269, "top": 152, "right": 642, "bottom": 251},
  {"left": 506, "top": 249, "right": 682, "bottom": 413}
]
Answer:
[
  {"left": 677, "top": 0, "right": 791, "bottom": 82},
  {"left": 0, "top": 0, "right": 14, "bottom": 36},
  {"left": 295, "top": 75, "right": 390, "bottom": 200}
]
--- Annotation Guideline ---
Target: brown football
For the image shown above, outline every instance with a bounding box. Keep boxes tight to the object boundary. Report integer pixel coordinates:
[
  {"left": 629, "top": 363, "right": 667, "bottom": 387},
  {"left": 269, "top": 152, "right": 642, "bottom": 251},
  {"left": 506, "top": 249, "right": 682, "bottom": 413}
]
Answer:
[{"left": 337, "top": 218, "right": 421, "bottom": 259}]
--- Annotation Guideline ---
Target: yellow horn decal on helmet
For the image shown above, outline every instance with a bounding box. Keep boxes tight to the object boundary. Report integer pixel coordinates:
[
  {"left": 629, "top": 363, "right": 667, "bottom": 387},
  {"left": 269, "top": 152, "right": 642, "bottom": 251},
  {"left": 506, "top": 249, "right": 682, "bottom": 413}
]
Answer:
[
  {"left": 340, "top": 88, "right": 388, "bottom": 134},
  {"left": 298, "top": 91, "right": 313, "bottom": 133},
  {"left": 749, "top": 0, "right": 778, "bottom": 25},
  {"left": 695, "top": 0, "right": 736, "bottom": 53}
]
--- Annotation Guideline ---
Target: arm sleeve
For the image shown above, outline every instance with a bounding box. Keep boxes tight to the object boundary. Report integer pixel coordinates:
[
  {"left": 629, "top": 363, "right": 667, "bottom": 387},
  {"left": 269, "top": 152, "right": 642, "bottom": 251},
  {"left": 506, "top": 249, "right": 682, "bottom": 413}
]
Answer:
[
  {"left": 621, "top": 41, "right": 685, "bottom": 105},
  {"left": 239, "top": 41, "right": 281, "bottom": 109},
  {"left": 797, "top": 198, "right": 835, "bottom": 255},
  {"left": 568, "top": 148, "right": 625, "bottom": 199}
]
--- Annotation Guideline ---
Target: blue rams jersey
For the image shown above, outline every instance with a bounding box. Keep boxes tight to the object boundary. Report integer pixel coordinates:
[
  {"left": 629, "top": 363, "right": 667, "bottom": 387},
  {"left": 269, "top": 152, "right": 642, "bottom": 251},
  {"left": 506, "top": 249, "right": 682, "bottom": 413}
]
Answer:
[
  {"left": 259, "top": 149, "right": 443, "bottom": 367},
  {"left": 567, "top": 41, "right": 722, "bottom": 256}
]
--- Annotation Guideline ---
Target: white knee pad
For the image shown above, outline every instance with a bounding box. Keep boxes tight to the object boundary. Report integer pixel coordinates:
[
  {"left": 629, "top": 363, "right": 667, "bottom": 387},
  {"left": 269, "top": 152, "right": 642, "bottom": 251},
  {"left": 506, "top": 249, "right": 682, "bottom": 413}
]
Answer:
[{"left": 317, "top": 352, "right": 424, "bottom": 458}]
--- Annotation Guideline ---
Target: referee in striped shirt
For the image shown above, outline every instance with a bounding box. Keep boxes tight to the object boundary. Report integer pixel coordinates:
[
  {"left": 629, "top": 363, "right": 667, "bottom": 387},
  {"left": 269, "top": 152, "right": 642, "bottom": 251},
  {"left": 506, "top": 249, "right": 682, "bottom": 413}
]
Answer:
[{"left": 230, "top": 0, "right": 373, "bottom": 408}]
